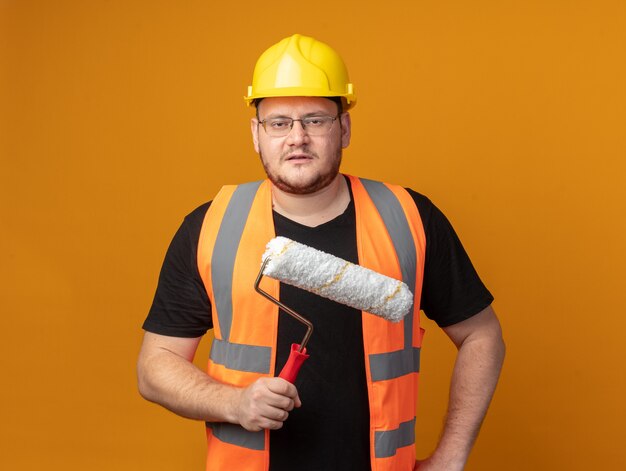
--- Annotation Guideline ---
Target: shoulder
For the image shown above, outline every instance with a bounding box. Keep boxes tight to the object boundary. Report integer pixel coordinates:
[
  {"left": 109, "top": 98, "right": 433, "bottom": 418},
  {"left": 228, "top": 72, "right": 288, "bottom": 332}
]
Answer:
[
  {"left": 181, "top": 179, "right": 266, "bottom": 242},
  {"left": 403, "top": 188, "right": 435, "bottom": 224},
  {"left": 401, "top": 188, "right": 462, "bottom": 248},
  {"left": 156, "top": 202, "right": 212, "bottom": 263},
  {"left": 347, "top": 176, "right": 437, "bottom": 228},
  {"left": 185, "top": 201, "right": 211, "bottom": 225}
]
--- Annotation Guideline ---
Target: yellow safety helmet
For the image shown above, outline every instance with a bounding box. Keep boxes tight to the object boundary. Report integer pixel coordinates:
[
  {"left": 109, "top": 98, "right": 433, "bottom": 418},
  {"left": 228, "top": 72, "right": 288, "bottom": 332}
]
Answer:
[{"left": 244, "top": 34, "right": 356, "bottom": 110}]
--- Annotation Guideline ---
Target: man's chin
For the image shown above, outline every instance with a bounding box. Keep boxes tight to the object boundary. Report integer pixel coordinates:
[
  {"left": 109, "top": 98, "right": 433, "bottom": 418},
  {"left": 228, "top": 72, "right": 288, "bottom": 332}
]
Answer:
[
  {"left": 272, "top": 178, "right": 326, "bottom": 195},
  {"left": 271, "top": 173, "right": 338, "bottom": 195}
]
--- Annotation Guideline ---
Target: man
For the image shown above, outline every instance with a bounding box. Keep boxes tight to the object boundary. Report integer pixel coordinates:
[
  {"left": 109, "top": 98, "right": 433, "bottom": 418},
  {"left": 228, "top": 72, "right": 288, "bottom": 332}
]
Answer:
[{"left": 137, "top": 34, "right": 505, "bottom": 471}]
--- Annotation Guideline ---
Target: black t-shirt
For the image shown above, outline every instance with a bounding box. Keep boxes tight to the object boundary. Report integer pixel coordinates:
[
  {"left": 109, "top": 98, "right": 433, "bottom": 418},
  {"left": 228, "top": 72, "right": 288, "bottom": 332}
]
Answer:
[{"left": 143, "top": 186, "right": 493, "bottom": 471}]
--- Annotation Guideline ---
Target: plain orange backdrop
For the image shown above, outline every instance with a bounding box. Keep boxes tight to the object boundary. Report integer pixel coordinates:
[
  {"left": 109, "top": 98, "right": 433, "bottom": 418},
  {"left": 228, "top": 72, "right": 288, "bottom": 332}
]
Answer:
[{"left": 1, "top": 1, "right": 625, "bottom": 469}]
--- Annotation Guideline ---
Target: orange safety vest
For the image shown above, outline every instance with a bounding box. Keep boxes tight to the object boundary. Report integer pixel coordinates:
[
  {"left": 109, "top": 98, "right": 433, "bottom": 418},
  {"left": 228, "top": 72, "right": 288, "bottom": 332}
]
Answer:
[{"left": 197, "top": 175, "right": 426, "bottom": 471}]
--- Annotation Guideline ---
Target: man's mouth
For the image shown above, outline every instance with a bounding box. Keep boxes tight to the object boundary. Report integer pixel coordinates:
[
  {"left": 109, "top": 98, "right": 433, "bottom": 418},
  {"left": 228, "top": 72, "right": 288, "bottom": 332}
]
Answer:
[{"left": 285, "top": 154, "right": 314, "bottom": 161}]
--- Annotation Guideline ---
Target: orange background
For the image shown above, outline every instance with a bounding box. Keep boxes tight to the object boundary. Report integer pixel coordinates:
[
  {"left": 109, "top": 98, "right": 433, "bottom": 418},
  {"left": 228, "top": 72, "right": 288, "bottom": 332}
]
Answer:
[{"left": 1, "top": 1, "right": 625, "bottom": 469}]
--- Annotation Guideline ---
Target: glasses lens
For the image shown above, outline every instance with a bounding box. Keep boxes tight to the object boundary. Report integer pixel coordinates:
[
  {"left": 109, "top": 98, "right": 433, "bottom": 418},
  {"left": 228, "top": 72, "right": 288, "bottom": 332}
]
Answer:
[
  {"left": 302, "top": 116, "right": 335, "bottom": 135},
  {"left": 264, "top": 118, "right": 292, "bottom": 136}
]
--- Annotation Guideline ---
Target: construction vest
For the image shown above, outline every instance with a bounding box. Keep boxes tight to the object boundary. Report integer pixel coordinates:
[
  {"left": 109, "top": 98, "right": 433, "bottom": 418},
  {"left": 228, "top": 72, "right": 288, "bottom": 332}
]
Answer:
[{"left": 197, "top": 175, "right": 426, "bottom": 471}]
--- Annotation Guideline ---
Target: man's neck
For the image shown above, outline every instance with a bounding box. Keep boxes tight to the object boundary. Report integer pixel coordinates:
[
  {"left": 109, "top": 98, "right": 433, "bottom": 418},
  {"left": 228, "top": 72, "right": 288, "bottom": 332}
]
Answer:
[{"left": 271, "top": 174, "right": 350, "bottom": 228}]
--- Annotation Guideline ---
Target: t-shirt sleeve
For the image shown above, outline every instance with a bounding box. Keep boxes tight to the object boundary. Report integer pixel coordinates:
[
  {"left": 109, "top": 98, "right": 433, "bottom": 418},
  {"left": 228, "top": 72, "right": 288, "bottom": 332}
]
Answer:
[
  {"left": 408, "top": 189, "right": 494, "bottom": 327},
  {"left": 142, "top": 202, "right": 213, "bottom": 337}
]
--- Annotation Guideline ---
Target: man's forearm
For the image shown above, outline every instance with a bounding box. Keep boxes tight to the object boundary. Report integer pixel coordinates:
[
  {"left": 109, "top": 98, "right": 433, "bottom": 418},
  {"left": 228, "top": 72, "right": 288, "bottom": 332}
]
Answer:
[
  {"left": 420, "top": 307, "right": 505, "bottom": 470},
  {"left": 136, "top": 332, "right": 301, "bottom": 431},
  {"left": 137, "top": 347, "right": 240, "bottom": 423},
  {"left": 437, "top": 334, "right": 505, "bottom": 467}
]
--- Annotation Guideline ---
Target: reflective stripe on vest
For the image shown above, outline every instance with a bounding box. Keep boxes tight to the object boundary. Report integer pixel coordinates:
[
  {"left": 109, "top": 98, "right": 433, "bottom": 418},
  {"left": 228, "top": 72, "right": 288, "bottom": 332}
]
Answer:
[
  {"left": 208, "top": 180, "right": 273, "bottom": 376},
  {"left": 211, "top": 181, "right": 263, "bottom": 343},
  {"left": 375, "top": 417, "right": 417, "bottom": 459},
  {"left": 209, "top": 339, "right": 271, "bottom": 374},
  {"left": 206, "top": 422, "right": 265, "bottom": 451},
  {"left": 198, "top": 176, "right": 426, "bottom": 470},
  {"left": 360, "top": 178, "right": 420, "bottom": 386}
]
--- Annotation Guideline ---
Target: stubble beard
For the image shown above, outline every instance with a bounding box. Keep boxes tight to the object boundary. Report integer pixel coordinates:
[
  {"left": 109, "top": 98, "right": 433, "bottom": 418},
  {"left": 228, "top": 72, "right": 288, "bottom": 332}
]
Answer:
[{"left": 260, "top": 147, "right": 343, "bottom": 195}]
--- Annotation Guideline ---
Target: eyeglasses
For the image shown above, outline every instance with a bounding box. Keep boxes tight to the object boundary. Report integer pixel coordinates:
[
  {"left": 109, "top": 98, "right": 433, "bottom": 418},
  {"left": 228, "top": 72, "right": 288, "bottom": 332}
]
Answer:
[{"left": 258, "top": 115, "right": 339, "bottom": 137}]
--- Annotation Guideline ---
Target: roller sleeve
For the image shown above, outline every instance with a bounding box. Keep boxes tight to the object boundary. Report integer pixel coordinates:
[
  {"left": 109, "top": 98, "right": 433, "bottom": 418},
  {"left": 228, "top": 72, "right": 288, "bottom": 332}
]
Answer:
[{"left": 262, "top": 236, "right": 413, "bottom": 322}]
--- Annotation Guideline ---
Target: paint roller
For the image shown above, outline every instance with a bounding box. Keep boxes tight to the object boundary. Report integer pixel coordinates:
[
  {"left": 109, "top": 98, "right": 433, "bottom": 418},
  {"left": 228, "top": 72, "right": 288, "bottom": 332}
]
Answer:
[{"left": 254, "top": 236, "right": 414, "bottom": 383}]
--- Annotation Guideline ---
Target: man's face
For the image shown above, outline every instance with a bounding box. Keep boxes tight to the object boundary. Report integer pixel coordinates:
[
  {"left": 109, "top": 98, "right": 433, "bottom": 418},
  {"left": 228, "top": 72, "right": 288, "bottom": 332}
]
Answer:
[{"left": 251, "top": 96, "right": 351, "bottom": 195}]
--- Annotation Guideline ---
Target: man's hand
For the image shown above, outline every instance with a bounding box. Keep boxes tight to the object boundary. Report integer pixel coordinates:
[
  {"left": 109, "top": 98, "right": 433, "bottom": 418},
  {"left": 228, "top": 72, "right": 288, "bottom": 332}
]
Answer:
[{"left": 236, "top": 377, "right": 301, "bottom": 431}]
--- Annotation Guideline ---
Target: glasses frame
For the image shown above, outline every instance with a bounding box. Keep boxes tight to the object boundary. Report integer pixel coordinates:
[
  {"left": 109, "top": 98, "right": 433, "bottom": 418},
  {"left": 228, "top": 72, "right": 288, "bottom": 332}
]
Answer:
[{"left": 258, "top": 115, "right": 339, "bottom": 137}]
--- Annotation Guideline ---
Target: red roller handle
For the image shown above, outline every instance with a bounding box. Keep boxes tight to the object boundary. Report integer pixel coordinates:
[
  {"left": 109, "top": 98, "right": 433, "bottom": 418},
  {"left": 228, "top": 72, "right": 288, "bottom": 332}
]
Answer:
[{"left": 278, "top": 343, "right": 309, "bottom": 384}]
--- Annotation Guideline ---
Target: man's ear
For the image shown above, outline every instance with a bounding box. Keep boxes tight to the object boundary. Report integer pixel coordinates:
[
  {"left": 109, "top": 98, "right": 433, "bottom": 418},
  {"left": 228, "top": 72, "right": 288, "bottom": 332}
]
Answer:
[
  {"left": 251, "top": 118, "right": 260, "bottom": 153},
  {"left": 340, "top": 112, "right": 351, "bottom": 149}
]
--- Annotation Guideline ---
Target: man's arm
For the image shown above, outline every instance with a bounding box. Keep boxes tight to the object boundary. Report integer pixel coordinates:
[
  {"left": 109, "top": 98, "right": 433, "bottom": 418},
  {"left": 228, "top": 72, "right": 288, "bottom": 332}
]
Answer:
[
  {"left": 136, "top": 332, "right": 301, "bottom": 431},
  {"left": 416, "top": 305, "right": 505, "bottom": 471}
]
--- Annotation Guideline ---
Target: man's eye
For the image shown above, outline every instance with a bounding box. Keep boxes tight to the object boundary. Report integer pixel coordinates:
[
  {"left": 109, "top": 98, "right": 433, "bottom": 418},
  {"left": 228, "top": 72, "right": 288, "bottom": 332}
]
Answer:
[
  {"left": 304, "top": 117, "right": 325, "bottom": 127},
  {"left": 269, "top": 120, "right": 290, "bottom": 128}
]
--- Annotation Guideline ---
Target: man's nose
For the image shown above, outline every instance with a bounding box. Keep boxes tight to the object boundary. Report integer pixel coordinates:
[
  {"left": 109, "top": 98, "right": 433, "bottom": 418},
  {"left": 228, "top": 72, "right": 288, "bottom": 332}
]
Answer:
[{"left": 286, "top": 120, "right": 309, "bottom": 145}]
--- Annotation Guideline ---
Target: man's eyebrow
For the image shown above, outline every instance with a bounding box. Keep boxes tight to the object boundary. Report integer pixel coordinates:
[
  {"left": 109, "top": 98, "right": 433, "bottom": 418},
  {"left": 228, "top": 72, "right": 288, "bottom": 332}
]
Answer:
[
  {"left": 301, "top": 111, "right": 331, "bottom": 117},
  {"left": 260, "top": 113, "right": 290, "bottom": 120},
  {"left": 261, "top": 111, "right": 330, "bottom": 119}
]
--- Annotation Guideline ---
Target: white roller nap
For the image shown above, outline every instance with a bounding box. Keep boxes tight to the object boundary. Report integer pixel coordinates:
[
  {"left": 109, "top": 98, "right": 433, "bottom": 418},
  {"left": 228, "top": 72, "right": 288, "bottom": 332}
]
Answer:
[{"left": 261, "top": 237, "right": 413, "bottom": 322}]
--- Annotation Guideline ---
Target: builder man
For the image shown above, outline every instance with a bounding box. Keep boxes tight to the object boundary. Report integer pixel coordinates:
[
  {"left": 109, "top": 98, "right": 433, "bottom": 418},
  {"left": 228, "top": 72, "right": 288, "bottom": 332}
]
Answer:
[{"left": 137, "top": 34, "right": 505, "bottom": 470}]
